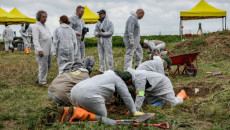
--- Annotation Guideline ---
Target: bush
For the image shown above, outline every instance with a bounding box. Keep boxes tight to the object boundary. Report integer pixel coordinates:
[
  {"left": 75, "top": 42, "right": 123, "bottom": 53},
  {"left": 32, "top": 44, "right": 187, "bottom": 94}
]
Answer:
[{"left": 85, "top": 35, "right": 181, "bottom": 47}]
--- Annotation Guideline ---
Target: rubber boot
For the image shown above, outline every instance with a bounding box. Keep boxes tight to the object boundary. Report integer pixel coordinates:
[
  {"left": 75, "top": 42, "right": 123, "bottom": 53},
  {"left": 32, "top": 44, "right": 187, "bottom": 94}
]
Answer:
[
  {"left": 69, "top": 107, "right": 96, "bottom": 123},
  {"left": 61, "top": 107, "right": 69, "bottom": 122},
  {"left": 55, "top": 106, "right": 64, "bottom": 122},
  {"left": 176, "top": 90, "right": 190, "bottom": 100},
  {"left": 25, "top": 47, "right": 29, "bottom": 54}
]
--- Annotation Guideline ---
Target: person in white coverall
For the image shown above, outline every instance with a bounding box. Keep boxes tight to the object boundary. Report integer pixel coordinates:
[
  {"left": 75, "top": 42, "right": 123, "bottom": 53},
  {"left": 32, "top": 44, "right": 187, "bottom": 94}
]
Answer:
[
  {"left": 53, "top": 15, "right": 78, "bottom": 74},
  {"left": 127, "top": 68, "right": 189, "bottom": 111},
  {"left": 94, "top": 9, "right": 114, "bottom": 73},
  {"left": 19, "top": 22, "right": 32, "bottom": 54},
  {"left": 142, "top": 39, "right": 167, "bottom": 59},
  {"left": 124, "top": 9, "right": 145, "bottom": 71},
  {"left": 136, "top": 56, "right": 165, "bottom": 75},
  {"left": 69, "top": 5, "right": 86, "bottom": 63},
  {"left": 32, "top": 10, "right": 52, "bottom": 86},
  {"left": 71, "top": 70, "right": 144, "bottom": 117},
  {"left": 2, "top": 24, "right": 14, "bottom": 52}
]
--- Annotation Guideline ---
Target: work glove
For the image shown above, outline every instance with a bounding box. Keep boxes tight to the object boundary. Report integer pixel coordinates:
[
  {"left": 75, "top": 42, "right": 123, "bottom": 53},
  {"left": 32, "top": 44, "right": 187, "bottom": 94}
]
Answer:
[
  {"left": 130, "top": 40, "right": 134, "bottom": 46},
  {"left": 133, "top": 111, "right": 145, "bottom": 116}
]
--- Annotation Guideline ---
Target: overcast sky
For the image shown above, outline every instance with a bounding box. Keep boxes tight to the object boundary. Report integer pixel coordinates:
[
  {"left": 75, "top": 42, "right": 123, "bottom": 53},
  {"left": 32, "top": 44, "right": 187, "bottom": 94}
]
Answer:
[{"left": 0, "top": 0, "right": 229, "bottom": 37}]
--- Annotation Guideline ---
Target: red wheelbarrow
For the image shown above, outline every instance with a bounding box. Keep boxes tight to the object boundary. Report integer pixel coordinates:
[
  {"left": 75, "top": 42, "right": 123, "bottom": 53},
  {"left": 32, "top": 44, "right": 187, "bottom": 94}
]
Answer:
[{"left": 150, "top": 50, "right": 200, "bottom": 77}]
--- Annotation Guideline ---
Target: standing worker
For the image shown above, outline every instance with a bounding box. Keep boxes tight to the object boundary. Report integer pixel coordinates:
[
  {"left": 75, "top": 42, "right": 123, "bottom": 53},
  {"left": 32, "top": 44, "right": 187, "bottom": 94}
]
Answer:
[
  {"left": 32, "top": 10, "right": 52, "bottom": 86},
  {"left": 20, "top": 22, "right": 32, "bottom": 54},
  {"left": 53, "top": 15, "right": 78, "bottom": 74},
  {"left": 2, "top": 23, "right": 14, "bottom": 52},
  {"left": 123, "top": 9, "right": 145, "bottom": 71},
  {"left": 69, "top": 5, "right": 86, "bottom": 63},
  {"left": 94, "top": 9, "right": 114, "bottom": 73}
]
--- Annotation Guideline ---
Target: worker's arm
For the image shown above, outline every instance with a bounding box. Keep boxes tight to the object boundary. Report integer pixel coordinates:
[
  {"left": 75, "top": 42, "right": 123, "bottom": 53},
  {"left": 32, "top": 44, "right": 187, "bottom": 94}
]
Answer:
[
  {"left": 101, "top": 21, "right": 114, "bottom": 37},
  {"left": 134, "top": 79, "right": 147, "bottom": 111},
  {"left": 115, "top": 76, "right": 136, "bottom": 115},
  {"left": 94, "top": 23, "right": 100, "bottom": 37},
  {"left": 32, "top": 25, "right": 42, "bottom": 52},
  {"left": 2, "top": 29, "right": 6, "bottom": 40},
  {"left": 52, "top": 28, "right": 59, "bottom": 56},
  {"left": 69, "top": 17, "right": 81, "bottom": 35},
  {"left": 127, "top": 17, "right": 136, "bottom": 43},
  {"left": 72, "top": 29, "right": 78, "bottom": 55}
]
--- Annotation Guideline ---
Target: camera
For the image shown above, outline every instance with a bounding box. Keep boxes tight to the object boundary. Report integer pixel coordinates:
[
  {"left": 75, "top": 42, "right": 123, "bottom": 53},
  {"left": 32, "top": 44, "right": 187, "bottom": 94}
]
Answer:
[
  {"left": 81, "top": 27, "right": 89, "bottom": 41},
  {"left": 82, "top": 27, "right": 89, "bottom": 35}
]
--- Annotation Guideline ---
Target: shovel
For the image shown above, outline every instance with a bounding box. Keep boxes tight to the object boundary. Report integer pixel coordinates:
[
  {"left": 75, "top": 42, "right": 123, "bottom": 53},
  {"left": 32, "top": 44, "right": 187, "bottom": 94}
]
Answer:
[{"left": 116, "top": 113, "right": 155, "bottom": 123}]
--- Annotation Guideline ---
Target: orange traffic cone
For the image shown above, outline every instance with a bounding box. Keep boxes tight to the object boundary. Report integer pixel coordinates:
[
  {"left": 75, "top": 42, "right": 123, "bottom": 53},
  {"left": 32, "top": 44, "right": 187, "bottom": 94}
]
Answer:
[{"left": 176, "top": 90, "right": 190, "bottom": 100}]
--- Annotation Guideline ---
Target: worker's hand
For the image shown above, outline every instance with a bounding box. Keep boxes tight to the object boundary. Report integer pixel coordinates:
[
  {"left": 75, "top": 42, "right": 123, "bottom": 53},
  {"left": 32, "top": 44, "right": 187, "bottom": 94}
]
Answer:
[
  {"left": 98, "top": 31, "right": 103, "bottom": 36},
  {"left": 38, "top": 51, "right": 44, "bottom": 57},
  {"left": 76, "top": 32, "right": 82, "bottom": 36},
  {"left": 130, "top": 40, "right": 134, "bottom": 46},
  {"left": 133, "top": 111, "right": 145, "bottom": 116},
  {"left": 135, "top": 91, "right": 138, "bottom": 95}
]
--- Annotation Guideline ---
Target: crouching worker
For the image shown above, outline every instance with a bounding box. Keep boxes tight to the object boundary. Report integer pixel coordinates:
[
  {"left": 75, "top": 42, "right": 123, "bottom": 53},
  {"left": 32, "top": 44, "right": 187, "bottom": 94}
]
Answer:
[
  {"left": 70, "top": 70, "right": 144, "bottom": 118},
  {"left": 48, "top": 56, "right": 95, "bottom": 106},
  {"left": 127, "top": 68, "right": 189, "bottom": 110},
  {"left": 136, "top": 56, "right": 171, "bottom": 76},
  {"left": 142, "top": 39, "right": 167, "bottom": 59}
]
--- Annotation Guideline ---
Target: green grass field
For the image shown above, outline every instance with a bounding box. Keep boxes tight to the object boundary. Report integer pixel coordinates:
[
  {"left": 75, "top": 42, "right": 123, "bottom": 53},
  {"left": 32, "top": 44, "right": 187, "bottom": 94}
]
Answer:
[{"left": 0, "top": 34, "right": 230, "bottom": 129}]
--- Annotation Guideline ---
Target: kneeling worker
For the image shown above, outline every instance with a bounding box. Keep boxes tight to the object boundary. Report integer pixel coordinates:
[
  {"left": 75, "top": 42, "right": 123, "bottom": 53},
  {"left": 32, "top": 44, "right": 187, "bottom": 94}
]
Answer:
[
  {"left": 70, "top": 70, "right": 144, "bottom": 119},
  {"left": 127, "top": 68, "right": 189, "bottom": 110},
  {"left": 48, "top": 56, "right": 95, "bottom": 106}
]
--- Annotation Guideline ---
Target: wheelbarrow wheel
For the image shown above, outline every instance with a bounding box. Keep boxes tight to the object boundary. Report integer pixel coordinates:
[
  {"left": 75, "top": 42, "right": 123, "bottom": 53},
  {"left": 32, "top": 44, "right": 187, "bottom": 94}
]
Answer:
[{"left": 185, "top": 63, "right": 197, "bottom": 77}]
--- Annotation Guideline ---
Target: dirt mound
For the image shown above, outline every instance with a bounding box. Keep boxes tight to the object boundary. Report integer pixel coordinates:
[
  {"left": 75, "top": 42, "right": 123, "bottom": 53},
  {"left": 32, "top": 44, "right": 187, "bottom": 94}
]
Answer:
[
  {"left": 174, "top": 82, "right": 224, "bottom": 98},
  {"left": 174, "top": 31, "right": 230, "bottom": 61}
]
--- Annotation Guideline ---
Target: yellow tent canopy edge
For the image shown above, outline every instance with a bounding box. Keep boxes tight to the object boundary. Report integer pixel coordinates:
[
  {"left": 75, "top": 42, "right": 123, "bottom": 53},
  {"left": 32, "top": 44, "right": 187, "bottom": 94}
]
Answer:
[
  {"left": 9, "top": 8, "right": 36, "bottom": 24},
  {"left": 82, "top": 6, "right": 99, "bottom": 24},
  {"left": 0, "top": 8, "right": 25, "bottom": 24},
  {"left": 180, "top": 0, "right": 226, "bottom": 20}
]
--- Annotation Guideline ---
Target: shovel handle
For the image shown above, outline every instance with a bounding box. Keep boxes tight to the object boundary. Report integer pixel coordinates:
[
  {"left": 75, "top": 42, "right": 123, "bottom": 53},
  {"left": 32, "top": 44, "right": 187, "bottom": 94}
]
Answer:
[
  {"left": 133, "top": 122, "right": 169, "bottom": 129},
  {"left": 151, "top": 123, "right": 169, "bottom": 129}
]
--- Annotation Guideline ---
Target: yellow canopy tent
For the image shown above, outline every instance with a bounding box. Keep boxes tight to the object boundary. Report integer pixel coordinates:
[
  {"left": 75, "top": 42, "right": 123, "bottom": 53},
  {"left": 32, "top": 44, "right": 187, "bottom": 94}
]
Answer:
[
  {"left": 179, "top": 0, "right": 227, "bottom": 38},
  {"left": 9, "top": 8, "right": 36, "bottom": 24},
  {"left": 0, "top": 8, "right": 24, "bottom": 25},
  {"left": 82, "top": 6, "right": 99, "bottom": 24}
]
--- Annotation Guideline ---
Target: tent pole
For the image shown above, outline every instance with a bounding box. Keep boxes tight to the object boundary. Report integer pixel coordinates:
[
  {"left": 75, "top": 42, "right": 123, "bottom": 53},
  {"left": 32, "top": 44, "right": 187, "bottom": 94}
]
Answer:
[
  {"left": 222, "top": 17, "right": 224, "bottom": 31},
  {"left": 180, "top": 18, "right": 182, "bottom": 41},
  {"left": 225, "top": 16, "right": 227, "bottom": 30}
]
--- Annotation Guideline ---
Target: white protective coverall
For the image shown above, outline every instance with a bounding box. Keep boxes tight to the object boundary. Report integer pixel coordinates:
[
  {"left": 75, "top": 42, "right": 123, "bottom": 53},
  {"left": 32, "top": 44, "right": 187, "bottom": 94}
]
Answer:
[
  {"left": 127, "top": 68, "right": 183, "bottom": 111},
  {"left": 94, "top": 16, "right": 114, "bottom": 72},
  {"left": 32, "top": 21, "right": 52, "bottom": 85},
  {"left": 136, "top": 56, "right": 165, "bottom": 75},
  {"left": 2, "top": 26, "right": 14, "bottom": 51},
  {"left": 53, "top": 23, "right": 78, "bottom": 74},
  {"left": 69, "top": 14, "right": 85, "bottom": 62},
  {"left": 123, "top": 12, "right": 143, "bottom": 70},
  {"left": 19, "top": 25, "right": 32, "bottom": 48},
  {"left": 144, "top": 40, "right": 167, "bottom": 59},
  {"left": 71, "top": 70, "right": 137, "bottom": 117}
]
